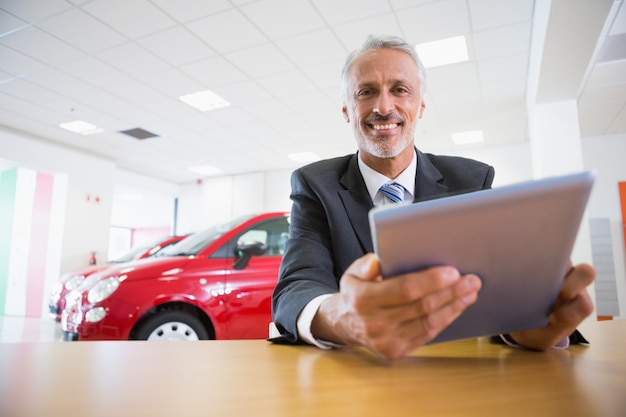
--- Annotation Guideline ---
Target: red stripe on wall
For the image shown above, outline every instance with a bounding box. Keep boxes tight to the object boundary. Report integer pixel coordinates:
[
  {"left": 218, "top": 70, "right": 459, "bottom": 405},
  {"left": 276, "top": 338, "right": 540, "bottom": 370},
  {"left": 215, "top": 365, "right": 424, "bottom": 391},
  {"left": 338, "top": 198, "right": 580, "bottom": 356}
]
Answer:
[{"left": 25, "top": 173, "right": 54, "bottom": 317}]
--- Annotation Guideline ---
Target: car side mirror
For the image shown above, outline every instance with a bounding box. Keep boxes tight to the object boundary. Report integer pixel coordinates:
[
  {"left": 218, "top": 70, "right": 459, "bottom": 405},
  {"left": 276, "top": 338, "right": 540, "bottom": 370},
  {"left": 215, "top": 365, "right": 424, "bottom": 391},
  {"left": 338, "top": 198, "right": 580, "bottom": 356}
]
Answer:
[{"left": 233, "top": 241, "right": 267, "bottom": 270}]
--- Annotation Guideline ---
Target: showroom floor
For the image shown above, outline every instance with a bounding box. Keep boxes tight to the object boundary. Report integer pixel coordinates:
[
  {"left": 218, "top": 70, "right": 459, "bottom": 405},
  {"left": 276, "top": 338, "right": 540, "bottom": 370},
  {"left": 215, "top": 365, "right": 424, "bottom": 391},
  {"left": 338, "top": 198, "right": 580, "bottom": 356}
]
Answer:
[{"left": 0, "top": 315, "right": 63, "bottom": 343}]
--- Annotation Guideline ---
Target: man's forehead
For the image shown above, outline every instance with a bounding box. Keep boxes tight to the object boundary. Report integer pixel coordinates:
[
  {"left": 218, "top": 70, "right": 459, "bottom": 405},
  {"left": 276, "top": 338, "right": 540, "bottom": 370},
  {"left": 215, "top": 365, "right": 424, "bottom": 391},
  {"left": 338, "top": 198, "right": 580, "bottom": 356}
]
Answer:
[{"left": 348, "top": 49, "right": 419, "bottom": 84}]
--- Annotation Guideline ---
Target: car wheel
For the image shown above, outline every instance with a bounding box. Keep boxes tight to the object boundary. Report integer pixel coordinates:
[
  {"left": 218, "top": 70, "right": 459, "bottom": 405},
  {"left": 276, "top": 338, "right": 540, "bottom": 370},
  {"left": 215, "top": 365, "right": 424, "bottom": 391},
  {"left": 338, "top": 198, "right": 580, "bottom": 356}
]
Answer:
[{"left": 134, "top": 310, "right": 209, "bottom": 341}]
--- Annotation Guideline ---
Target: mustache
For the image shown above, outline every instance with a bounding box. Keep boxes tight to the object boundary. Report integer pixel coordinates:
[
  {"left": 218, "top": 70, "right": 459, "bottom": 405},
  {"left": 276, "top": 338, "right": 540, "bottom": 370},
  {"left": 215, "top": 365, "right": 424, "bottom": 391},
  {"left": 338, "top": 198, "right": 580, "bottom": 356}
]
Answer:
[{"left": 364, "top": 113, "right": 404, "bottom": 124}]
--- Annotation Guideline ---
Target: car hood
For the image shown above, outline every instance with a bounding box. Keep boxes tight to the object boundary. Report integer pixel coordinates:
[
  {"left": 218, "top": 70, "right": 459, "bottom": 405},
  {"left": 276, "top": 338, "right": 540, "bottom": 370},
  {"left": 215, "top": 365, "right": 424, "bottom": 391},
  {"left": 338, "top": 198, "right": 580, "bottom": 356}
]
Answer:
[
  {"left": 77, "top": 256, "right": 196, "bottom": 290},
  {"left": 61, "top": 264, "right": 113, "bottom": 281}
]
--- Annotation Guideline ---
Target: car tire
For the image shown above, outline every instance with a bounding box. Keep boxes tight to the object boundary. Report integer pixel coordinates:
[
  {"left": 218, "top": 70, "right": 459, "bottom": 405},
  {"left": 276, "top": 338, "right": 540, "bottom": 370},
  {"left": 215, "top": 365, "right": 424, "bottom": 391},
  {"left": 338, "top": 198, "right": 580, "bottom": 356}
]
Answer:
[{"left": 133, "top": 310, "right": 210, "bottom": 341}]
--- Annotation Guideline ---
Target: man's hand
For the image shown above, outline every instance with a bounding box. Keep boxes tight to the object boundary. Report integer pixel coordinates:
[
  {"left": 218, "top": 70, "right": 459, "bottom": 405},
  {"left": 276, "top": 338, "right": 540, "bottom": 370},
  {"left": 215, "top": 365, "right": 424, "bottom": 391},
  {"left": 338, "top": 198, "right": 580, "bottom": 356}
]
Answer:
[
  {"left": 311, "top": 253, "right": 482, "bottom": 361},
  {"left": 509, "top": 263, "right": 596, "bottom": 350}
]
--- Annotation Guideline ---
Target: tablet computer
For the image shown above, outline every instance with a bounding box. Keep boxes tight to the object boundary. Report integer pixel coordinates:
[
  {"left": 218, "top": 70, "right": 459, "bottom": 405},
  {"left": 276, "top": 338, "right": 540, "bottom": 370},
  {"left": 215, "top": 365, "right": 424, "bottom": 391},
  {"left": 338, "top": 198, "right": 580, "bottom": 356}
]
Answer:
[{"left": 369, "top": 171, "right": 595, "bottom": 344}]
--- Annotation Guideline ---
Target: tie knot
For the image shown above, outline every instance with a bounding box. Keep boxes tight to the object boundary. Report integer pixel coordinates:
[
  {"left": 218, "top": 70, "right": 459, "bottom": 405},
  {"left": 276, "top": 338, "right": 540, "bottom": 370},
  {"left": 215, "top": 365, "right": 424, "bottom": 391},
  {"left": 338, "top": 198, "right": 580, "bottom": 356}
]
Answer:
[{"left": 380, "top": 182, "right": 405, "bottom": 204}]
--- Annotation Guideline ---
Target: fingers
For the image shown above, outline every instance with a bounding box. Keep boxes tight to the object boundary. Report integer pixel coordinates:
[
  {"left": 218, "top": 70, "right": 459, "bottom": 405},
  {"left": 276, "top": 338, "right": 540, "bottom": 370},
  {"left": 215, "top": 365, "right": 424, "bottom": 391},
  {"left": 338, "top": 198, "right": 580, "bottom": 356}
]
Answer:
[
  {"left": 337, "top": 255, "right": 482, "bottom": 360},
  {"left": 511, "top": 263, "right": 596, "bottom": 350},
  {"left": 343, "top": 256, "right": 476, "bottom": 308},
  {"left": 551, "top": 263, "right": 595, "bottom": 325},
  {"left": 556, "top": 263, "right": 595, "bottom": 302}
]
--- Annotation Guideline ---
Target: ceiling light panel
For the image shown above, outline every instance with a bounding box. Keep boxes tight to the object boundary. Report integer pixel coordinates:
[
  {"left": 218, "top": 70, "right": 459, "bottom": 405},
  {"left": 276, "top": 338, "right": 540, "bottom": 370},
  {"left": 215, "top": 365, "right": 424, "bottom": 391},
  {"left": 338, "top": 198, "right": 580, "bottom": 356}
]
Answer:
[
  {"left": 416, "top": 36, "right": 469, "bottom": 68},
  {"left": 179, "top": 90, "right": 230, "bottom": 112}
]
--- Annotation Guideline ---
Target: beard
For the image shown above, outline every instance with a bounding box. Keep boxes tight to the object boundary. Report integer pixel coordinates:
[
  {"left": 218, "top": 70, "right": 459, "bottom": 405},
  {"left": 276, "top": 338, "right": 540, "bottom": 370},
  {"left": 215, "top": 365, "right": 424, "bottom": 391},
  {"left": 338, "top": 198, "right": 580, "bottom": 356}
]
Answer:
[{"left": 355, "top": 113, "right": 415, "bottom": 158}]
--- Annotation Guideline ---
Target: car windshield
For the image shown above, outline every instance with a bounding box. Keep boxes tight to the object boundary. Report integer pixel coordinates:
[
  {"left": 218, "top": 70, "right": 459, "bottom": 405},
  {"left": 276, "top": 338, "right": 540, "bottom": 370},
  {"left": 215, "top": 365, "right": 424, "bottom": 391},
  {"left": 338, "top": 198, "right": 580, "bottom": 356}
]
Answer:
[
  {"left": 110, "top": 244, "right": 151, "bottom": 263},
  {"left": 160, "top": 214, "right": 256, "bottom": 257}
]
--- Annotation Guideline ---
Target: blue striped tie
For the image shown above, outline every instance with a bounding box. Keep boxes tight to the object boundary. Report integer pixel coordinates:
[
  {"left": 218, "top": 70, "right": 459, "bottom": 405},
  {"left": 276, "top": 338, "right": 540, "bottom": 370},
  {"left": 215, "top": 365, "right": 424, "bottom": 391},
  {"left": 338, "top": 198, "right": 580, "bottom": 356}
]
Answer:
[{"left": 380, "top": 182, "right": 405, "bottom": 204}]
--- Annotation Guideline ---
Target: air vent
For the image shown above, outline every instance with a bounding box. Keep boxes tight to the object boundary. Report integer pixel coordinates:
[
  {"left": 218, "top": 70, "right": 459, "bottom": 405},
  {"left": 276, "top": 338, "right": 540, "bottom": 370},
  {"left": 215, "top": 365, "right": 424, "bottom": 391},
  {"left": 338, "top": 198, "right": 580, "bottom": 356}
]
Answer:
[{"left": 119, "top": 128, "right": 159, "bottom": 140}]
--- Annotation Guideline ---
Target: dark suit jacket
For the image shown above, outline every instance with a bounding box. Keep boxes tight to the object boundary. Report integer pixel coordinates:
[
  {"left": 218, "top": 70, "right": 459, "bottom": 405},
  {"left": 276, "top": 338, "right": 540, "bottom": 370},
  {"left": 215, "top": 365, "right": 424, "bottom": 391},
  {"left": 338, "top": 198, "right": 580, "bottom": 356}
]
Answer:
[{"left": 271, "top": 148, "right": 495, "bottom": 343}]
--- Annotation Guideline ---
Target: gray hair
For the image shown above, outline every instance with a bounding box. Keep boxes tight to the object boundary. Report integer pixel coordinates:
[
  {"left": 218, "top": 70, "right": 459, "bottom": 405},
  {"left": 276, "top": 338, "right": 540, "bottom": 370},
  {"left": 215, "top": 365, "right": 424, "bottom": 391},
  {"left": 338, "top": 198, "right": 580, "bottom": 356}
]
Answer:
[{"left": 340, "top": 34, "right": 427, "bottom": 101}]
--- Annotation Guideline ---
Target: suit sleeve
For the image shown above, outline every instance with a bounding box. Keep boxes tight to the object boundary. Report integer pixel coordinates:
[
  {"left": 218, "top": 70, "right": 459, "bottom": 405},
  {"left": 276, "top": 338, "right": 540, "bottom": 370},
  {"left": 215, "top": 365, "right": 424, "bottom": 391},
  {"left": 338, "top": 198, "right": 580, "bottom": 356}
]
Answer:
[{"left": 271, "top": 169, "right": 341, "bottom": 344}]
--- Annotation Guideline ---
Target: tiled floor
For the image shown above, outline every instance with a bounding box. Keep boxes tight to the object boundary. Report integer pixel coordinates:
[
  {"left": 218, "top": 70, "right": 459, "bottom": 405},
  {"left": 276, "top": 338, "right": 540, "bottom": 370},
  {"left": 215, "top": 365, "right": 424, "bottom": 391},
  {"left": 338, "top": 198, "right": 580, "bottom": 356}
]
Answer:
[{"left": 0, "top": 315, "right": 63, "bottom": 343}]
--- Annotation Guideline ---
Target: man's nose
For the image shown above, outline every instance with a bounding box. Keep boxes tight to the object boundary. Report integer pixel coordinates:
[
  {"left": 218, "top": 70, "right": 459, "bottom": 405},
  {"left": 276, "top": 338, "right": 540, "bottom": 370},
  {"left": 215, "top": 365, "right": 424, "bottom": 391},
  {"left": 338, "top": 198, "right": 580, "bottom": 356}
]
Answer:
[{"left": 373, "top": 92, "right": 393, "bottom": 115}]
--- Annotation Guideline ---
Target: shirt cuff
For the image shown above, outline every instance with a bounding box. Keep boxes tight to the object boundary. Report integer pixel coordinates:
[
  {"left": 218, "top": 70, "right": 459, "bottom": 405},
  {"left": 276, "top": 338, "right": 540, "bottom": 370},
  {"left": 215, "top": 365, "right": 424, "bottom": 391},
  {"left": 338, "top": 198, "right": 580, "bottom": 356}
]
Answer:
[
  {"left": 297, "top": 294, "right": 343, "bottom": 349},
  {"left": 499, "top": 333, "right": 570, "bottom": 350}
]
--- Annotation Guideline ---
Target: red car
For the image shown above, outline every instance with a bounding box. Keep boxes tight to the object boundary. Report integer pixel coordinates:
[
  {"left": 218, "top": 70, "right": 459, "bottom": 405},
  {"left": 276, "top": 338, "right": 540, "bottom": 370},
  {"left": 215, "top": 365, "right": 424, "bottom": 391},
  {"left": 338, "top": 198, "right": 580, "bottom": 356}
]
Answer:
[
  {"left": 48, "top": 235, "right": 186, "bottom": 321},
  {"left": 61, "top": 212, "right": 290, "bottom": 341}
]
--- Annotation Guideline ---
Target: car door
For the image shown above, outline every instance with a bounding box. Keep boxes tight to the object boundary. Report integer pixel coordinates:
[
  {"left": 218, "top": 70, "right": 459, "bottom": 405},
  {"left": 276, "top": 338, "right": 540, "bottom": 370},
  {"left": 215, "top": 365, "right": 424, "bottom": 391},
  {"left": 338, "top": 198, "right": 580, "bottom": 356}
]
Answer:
[{"left": 220, "top": 216, "right": 289, "bottom": 339}]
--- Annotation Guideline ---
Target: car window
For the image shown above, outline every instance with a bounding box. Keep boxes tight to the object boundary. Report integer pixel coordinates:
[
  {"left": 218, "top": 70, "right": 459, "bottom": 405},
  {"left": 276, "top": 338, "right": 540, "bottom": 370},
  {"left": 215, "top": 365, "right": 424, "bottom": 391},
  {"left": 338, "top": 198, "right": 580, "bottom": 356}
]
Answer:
[
  {"left": 211, "top": 216, "right": 290, "bottom": 258},
  {"left": 160, "top": 214, "right": 256, "bottom": 257}
]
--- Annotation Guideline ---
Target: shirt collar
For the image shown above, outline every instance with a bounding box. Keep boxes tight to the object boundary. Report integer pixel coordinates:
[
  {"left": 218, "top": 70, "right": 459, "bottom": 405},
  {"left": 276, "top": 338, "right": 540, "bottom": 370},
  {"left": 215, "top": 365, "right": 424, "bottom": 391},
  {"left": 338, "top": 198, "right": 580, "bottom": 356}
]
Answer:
[{"left": 358, "top": 149, "right": 417, "bottom": 204}]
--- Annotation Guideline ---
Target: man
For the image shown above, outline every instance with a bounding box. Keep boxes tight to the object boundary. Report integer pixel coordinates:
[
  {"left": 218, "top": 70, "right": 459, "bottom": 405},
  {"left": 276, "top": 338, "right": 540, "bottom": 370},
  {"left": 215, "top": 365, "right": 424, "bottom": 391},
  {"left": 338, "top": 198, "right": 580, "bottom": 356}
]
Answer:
[{"left": 271, "top": 35, "right": 595, "bottom": 361}]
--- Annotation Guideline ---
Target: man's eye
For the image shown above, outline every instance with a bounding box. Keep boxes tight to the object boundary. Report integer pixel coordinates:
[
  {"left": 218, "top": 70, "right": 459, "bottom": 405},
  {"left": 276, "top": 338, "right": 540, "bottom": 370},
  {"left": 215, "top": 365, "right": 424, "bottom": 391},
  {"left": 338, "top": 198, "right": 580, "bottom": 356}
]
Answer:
[{"left": 357, "top": 89, "right": 374, "bottom": 97}]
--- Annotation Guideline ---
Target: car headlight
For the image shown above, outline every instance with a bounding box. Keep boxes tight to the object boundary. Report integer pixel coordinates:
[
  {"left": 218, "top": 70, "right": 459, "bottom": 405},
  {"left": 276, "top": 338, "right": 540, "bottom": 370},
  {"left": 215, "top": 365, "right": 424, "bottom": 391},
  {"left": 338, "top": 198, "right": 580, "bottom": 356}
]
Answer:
[
  {"left": 64, "top": 275, "right": 86, "bottom": 291},
  {"left": 85, "top": 307, "right": 106, "bottom": 323},
  {"left": 88, "top": 277, "right": 120, "bottom": 304}
]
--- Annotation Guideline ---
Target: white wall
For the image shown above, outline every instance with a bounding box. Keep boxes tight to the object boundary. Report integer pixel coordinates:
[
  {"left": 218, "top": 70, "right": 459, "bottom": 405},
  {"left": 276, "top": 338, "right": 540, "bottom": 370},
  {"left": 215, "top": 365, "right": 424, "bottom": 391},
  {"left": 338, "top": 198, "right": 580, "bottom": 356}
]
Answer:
[
  {"left": 582, "top": 132, "right": 626, "bottom": 317},
  {"left": 176, "top": 169, "right": 293, "bottom": 235},
  {"left": 0, "top": 127, "right": 116, "bottom": 275}
]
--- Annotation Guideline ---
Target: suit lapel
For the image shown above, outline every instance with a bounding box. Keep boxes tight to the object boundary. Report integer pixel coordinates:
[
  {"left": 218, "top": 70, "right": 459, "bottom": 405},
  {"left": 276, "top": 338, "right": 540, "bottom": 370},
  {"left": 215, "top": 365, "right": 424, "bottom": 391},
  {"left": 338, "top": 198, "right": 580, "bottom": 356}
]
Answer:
[
  {"left": 414, "top": 149, "right": 449, "bottom": 201},
  {"left": 335, "top": 149, "right": 450, "bottom": 254},
  {"left": 338, "top": 155, "right": 375, "bottom": 253}
]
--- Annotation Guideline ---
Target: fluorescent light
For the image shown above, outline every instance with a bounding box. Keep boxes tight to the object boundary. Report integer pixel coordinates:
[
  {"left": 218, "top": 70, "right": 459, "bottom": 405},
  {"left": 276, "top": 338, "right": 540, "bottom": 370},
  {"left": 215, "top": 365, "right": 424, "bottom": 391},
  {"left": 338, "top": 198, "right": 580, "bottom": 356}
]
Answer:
[
  {"left": 416, "top": 36, "right": 469, "bottom": 68},
  {"left": 451, "top": 130, "right": 484, "bottom": 145},
  {"left": 59, "top": 120, "right": 103, "bottom": 135},
  {"left": 179, "top": 90, "right": 230, "bottom": 112},
  {"left": 288, "top": 152, "right": 320, "bottom": 164},
  {"left": 189, "top": 164, "right": 221, "bottom": 176}
]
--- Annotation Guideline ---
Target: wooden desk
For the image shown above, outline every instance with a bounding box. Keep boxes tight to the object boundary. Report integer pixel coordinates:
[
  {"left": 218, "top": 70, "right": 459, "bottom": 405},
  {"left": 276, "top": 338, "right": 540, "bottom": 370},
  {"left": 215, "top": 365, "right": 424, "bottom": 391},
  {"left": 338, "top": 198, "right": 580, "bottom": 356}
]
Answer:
[{"left": 1, "top": 319, "right": 624, "bottom": 417}]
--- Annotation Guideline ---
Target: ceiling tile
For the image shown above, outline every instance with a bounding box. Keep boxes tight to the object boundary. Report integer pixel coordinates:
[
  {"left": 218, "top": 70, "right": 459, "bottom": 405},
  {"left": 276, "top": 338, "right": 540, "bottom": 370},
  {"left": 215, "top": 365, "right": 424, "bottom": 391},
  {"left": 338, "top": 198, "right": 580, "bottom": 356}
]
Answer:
[
  {"left": 468, "top": 0, "right": 534, "bottom": 31},
  {"left": 0, "top": 26, "right": 83, "bottom": 66},
  {"left": 57, "top": 57, "right": 129, "bottom": 87},
  {"left": 37, "top": 8, "right": 127, "bottom": 53},
  {"left": 141, "top": 68, "right": 204, "bottom": 97},
  {"left": 332, "top": 14, "right": 403, "bottom": 51},
  {"left": 180, "top": 56, "right": 249, "bottom": 88},
  {"left": 186, "top": 9, "right": 265, "bottom": 54},
  {"left": 312, "top": 0, "right": 392, "bottom": 26},
  {"left": 0, "top": 44, "right": 47, "bottom": 76},
  {"left": 472, "top": 22, "right": 532, "bottom": 61},
  {"left": 212, "top": 80, "right": 274, "bottom": 106},
  {"left": 105, "top": 79, "right": 167, "bottom": 105},
  {"left": 0, "top": 0, "right": 72, "bottom": 23},
  {"left": 0, "top": 9, "right": 29, "bottom": 36},
  {"left": 275, "top": 29, "right": 346, "bottom": 67},
  {"left": 82, "top": 0, "right": 177, "bottom": 39},
  {"left": 478, "top": 53, "right": 528, "bottom": 84},
  {"left": 225, "top": 43, "right": 295, "bottom": 78},
  {"left": 137, "top": 26, "right": 217, "bottom": 66},
  {"left": 398, "top": 0, "right": 470, "bottom": 43},
  {"left": 95, "top": 42, "right": 170, "bottom": 77},
  {"left": 255, "top": 70, "right": 318, "bottom": 98},
  {"left": 151, "top": 0, "right": 233, "bottom": 23},
  {"left": 425, "top": 61, "right": 480, "bottom": 92},
  {"left": 0, "top": 78, "right": 60, "bottom": 105},
  {"left": 300, "top": 60, "right": 343, "bottom": 91},
  {"left": 240, "top": 0, "right": 326, "bottom": 40}
]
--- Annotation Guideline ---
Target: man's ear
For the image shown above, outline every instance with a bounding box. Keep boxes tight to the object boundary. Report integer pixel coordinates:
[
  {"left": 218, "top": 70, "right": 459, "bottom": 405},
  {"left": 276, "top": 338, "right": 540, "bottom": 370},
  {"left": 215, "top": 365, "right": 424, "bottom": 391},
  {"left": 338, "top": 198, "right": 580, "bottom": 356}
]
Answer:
[
  {"left": 342, "top": 105, "right": 349, "bottom": 123},
  {"left": 418, "top": 100, "right": 426, "bottom": 119}
]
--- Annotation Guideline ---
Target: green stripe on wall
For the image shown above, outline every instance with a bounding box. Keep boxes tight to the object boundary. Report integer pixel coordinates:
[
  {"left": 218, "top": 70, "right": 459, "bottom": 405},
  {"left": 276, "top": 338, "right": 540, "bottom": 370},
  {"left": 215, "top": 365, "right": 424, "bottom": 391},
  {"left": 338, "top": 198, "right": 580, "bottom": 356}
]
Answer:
[{"left": 0, "top": 168, "right": 18, "bottom": 315}]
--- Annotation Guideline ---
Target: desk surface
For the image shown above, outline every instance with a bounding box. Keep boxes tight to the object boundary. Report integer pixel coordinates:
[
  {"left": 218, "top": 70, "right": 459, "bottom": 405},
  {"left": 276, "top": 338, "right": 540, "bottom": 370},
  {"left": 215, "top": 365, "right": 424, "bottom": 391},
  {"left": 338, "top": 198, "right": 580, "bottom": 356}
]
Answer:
[{"left": 1, "top": 319, "right": 624, "bottom": 417}]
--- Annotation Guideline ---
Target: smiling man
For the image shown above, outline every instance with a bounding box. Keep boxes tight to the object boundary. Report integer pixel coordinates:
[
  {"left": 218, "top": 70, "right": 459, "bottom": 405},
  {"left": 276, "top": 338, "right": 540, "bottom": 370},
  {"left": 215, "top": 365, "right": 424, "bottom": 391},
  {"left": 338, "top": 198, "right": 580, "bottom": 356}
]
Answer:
[{"left": 271, "top": 35, "right": 595, "bottom": 361}]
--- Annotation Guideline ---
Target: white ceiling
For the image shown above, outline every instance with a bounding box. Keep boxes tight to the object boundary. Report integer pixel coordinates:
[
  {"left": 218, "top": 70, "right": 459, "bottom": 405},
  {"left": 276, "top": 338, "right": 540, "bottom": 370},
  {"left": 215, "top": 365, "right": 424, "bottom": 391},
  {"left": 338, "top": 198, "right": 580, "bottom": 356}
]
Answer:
[{"left": 1, "top": 0, "right": 625, "bottom": 184}]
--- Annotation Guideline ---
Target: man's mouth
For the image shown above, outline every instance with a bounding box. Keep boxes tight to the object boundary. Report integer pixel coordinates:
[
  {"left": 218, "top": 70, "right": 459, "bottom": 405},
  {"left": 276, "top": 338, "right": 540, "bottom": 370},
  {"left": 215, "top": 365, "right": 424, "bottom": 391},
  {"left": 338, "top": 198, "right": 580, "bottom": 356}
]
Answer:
[{"left": 372, "top": 123, "right": 400, "bottom": 130}]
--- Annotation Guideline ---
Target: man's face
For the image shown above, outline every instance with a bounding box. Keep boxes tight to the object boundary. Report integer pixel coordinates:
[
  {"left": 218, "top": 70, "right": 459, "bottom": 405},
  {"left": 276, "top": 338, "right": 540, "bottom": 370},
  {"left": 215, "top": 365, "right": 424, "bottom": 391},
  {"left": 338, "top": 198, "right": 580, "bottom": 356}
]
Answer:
[{"left": 342, "top": 48, "right": 426, "bottom": 159}]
